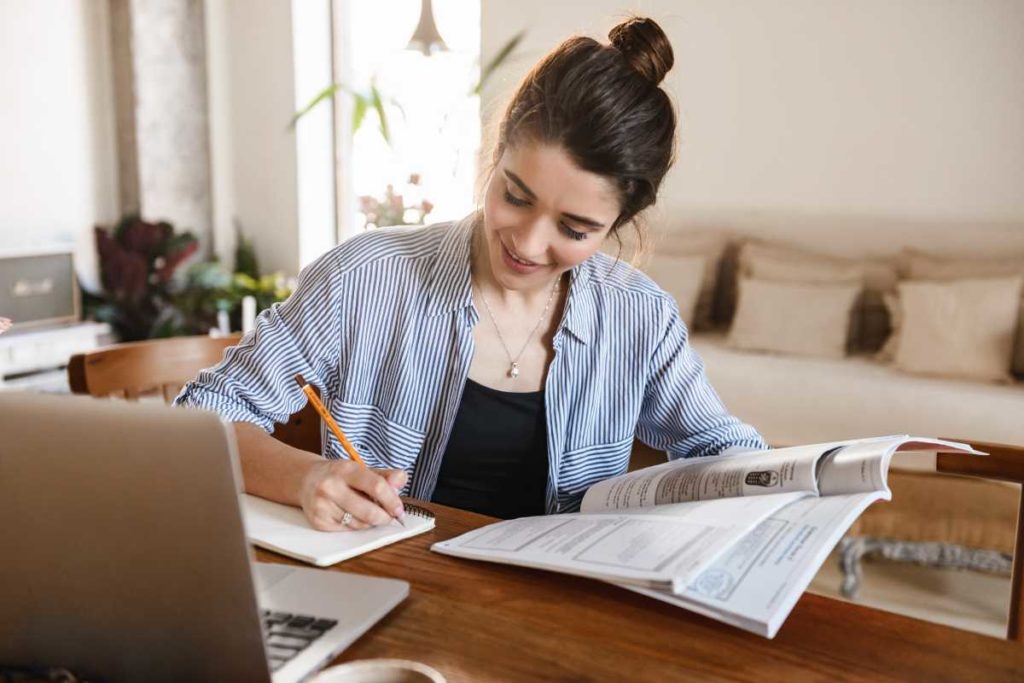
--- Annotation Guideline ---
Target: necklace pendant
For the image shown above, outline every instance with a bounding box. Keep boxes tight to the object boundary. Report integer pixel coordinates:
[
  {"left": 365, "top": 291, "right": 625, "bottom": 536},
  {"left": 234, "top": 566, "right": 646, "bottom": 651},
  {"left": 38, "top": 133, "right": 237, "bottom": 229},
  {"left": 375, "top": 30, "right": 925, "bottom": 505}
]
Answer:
[{"left": 508, "top": 362, "right": 520, "bottom": 379}]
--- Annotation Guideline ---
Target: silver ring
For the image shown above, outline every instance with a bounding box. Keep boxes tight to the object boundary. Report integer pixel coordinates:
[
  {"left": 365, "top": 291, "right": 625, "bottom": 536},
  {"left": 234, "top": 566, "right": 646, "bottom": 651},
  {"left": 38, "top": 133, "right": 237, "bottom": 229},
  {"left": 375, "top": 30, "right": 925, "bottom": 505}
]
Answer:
[{"left": 340, "top": 511, "right": 353, "bottom": 527}]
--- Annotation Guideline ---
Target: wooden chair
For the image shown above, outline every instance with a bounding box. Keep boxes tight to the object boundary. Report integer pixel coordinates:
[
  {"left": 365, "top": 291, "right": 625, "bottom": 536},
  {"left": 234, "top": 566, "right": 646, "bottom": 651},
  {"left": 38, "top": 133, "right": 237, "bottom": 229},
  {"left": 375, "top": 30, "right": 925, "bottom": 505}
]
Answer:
[
  {"left": 936, "top": 439, "right": 1024, "bottom": 642},
  {"left": 67, "top": 335, "right": 321, "bottom": 454}
]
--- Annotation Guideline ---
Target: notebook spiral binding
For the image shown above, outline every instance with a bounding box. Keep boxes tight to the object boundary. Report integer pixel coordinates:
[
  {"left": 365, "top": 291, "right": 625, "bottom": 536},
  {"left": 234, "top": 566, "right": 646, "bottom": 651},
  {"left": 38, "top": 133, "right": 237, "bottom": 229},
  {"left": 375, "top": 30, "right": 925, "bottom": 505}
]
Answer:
[{"left": 403, "top": 503, "right": 435, "bottom": 521}]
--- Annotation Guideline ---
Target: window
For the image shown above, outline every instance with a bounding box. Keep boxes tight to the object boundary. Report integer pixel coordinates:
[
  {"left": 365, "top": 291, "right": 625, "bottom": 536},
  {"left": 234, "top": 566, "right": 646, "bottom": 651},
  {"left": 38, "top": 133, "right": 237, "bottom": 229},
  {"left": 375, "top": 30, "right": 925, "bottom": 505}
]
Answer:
[{"left": 336, "top": 0, "right": 481, "bottom": 237}]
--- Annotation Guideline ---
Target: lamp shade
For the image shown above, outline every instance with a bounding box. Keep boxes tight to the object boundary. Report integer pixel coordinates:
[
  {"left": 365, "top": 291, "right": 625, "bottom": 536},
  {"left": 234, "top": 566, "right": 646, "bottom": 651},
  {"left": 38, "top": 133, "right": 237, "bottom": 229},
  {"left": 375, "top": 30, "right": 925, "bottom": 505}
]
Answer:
[{"left": 406, "top": 0, "right": 448, "bottom": 55}]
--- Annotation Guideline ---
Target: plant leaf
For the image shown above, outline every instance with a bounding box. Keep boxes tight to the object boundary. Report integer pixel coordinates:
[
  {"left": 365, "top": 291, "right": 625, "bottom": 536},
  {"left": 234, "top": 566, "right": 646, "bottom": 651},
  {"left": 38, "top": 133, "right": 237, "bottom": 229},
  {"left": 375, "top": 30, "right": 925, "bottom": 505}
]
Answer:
[
  {"left": 370, "top": 83, "right": 391, "bottom": 145},
  {"left": 352, "top": 95, "right": 368, "bottom": 135},
  {"left": 289, "top": 82, "right": 342, "bottom": 129},
  {"left": 473, "top": 30, "right": 526, "bottom": 96}
]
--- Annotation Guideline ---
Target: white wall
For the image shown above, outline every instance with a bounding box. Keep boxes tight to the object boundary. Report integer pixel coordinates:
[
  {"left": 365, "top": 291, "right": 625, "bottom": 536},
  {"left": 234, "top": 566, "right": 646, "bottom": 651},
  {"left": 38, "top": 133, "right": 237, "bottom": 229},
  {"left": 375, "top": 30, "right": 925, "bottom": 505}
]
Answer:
[
  {"left": 481, "top": 0, "right": 1024, "bottom": 257},
  {"left": 0, "top": 0, "right": 118, "bottom": 291},
  {"left": 205, "top": 0, "right": 336, "bottom": 275},
  {"left": 205, "top": 0, "right": 301, "bottom": 274}
]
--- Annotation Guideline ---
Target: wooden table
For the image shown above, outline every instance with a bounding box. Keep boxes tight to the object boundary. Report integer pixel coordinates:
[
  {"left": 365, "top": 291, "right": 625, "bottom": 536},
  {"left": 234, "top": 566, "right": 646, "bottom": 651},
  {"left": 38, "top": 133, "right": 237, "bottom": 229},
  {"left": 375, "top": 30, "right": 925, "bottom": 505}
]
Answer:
[{"left": 255, "top": 501, "right": 1024, "bottom": 682}]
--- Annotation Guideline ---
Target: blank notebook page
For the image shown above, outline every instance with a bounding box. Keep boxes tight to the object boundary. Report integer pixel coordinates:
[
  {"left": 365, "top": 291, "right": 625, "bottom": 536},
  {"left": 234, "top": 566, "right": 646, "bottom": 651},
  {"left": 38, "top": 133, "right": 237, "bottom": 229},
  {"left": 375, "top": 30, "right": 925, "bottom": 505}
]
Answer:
[{"left": 241, "top": 494, "right": 435, "bottom": 567}]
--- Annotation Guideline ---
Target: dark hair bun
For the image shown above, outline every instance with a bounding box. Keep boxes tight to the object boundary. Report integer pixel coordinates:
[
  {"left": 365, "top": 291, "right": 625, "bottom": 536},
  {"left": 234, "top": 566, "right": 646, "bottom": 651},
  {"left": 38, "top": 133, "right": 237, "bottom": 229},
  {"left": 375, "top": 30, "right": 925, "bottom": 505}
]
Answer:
[{"left": 608, "top": 17, "right": 674, "bottom": 86}]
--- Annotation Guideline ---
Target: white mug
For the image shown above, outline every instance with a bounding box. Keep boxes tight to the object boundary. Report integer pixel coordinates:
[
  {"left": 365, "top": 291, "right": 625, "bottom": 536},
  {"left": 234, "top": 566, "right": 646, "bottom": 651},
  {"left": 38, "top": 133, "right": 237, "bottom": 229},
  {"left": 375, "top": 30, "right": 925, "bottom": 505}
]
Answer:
[{"left": 310, "top": 659, "right": 446, "bottom": 683}]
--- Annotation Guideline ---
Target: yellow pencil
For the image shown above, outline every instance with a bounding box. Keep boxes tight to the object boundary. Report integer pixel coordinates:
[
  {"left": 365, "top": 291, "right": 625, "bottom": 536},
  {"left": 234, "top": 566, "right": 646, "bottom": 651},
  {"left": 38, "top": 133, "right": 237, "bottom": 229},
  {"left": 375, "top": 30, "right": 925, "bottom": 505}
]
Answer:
[
  {"left": 294, "top": 374, "right": 365, "bottom": 466},
  {"left": 294, "top": 374, "right": 405, "bottom": 526}
]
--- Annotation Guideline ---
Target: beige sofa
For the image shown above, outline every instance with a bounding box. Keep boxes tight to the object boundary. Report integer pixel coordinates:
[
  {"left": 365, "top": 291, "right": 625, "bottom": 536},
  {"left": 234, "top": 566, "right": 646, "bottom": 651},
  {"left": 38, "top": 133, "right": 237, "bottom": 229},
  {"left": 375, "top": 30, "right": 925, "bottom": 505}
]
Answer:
[
  {"left": 642, "top": 219, "right": 1024, "bottom": 604},
  {"left": 641, "top": 221, "right": 1024, "bottom": 447}
]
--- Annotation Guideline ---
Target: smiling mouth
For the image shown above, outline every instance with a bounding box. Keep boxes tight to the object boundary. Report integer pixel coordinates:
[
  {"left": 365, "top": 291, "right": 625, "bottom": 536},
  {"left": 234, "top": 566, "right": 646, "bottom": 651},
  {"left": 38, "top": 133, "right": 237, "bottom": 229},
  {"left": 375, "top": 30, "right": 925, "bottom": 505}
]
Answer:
[{"left": 502, "top": 242, "right": 543, "bottom": 267}]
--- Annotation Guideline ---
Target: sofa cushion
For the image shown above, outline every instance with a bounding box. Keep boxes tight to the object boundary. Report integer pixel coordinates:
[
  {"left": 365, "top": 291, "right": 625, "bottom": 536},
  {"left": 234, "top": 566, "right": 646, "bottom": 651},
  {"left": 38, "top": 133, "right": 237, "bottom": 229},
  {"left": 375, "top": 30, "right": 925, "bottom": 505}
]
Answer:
[
  {"left": 643, "top": 253, "right": 706, "bottom": 327},
  {"left": 888, "top": 276, "right": 1023, "bottom": 383},
  {"left": 735, "top": 241, "right": 897, "bottom": 352},
  {"left": 650, "top": 230, "right": 730, "bottom": 330},
  {"left": 726, "top": 276, "right": 861, "bottom": 359},
  {"left": 897, "top": 249, "right": 1024, "bottom": 378}
]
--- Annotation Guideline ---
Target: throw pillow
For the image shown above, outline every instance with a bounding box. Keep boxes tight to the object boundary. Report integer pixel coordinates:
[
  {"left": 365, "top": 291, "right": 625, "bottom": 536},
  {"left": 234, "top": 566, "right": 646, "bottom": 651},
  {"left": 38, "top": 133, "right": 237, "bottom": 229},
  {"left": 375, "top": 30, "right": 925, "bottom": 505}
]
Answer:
[
  {"left": 890, "top": 276, "right": 1024, "bottom": 383},
  {"left": 894, "top": 249, "right": 1024, "bottom": 378},
  {"left": 737, "top": 242, "right": 897, "bottom": 352},
  {"left": 643, "top": 254, "right": 707, "bottom": 327},
  {"left": 651, "top": 230, "right": 730, "bottom": 330},
  {"left": 727, "top": 276, "right": 861, "bottom": 359}
]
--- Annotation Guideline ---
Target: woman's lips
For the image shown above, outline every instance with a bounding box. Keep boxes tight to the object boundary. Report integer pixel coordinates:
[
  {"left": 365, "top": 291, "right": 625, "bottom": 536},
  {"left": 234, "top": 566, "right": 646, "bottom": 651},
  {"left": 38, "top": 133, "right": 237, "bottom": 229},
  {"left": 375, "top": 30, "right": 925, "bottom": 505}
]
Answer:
[{"left": 501, "top": 242, "right": 543, "bottom": 274}]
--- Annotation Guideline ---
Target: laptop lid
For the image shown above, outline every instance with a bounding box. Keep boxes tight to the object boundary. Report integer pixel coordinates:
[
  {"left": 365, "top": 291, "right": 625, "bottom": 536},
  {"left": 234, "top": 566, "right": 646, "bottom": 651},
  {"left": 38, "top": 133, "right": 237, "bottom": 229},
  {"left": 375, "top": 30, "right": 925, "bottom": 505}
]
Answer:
[{"left": 0, "top": 393, "right": 272, "bottom": 682}]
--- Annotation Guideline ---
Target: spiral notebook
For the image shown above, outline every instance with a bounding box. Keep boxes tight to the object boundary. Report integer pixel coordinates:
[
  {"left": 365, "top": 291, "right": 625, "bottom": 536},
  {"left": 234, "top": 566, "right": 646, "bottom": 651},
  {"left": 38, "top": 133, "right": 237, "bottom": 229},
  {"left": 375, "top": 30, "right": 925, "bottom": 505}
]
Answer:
[{"left": 241, "top": 494, "right": 436, "bottom": 567}]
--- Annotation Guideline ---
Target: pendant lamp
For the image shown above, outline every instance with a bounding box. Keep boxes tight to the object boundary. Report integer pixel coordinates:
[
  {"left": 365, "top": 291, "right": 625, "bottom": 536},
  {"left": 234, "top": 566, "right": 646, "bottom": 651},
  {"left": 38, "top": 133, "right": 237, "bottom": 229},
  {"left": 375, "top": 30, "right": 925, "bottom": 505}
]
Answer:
[{"left": 406, "top": 0, "right": 448, "bottom": 55}]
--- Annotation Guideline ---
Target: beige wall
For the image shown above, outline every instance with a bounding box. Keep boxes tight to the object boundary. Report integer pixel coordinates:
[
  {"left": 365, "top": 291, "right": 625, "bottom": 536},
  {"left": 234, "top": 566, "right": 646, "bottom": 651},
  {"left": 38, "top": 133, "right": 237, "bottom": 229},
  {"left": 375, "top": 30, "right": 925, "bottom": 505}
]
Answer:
[{"left": 481, "top": 0, "right": 1024, "bottom": 257}]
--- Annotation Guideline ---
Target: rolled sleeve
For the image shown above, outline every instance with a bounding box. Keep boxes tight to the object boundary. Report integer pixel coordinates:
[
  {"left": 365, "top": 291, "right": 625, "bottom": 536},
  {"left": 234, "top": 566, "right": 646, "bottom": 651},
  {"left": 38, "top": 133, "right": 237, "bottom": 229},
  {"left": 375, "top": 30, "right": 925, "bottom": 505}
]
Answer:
[
  {"left": 636, "top": 297, "right": 766, "bottom": 459},
  {"left": 174, "top": 250, "right": 344, "bottom": 434}
]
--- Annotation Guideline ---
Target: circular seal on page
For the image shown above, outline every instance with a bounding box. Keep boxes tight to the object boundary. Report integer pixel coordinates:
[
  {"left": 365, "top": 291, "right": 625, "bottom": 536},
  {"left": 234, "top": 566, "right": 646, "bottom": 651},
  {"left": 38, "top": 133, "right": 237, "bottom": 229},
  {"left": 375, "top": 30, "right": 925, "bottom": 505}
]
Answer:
[{"left": 693, "top": 568, "right": 734, "bottom": 598}]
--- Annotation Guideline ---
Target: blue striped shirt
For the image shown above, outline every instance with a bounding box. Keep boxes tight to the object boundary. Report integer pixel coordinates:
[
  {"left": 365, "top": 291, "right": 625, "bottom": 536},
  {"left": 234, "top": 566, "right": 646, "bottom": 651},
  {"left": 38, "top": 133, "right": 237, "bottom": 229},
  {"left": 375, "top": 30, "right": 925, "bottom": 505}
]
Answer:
[{"left": 175, "top": 215, "right": 765, "bottom": 512}]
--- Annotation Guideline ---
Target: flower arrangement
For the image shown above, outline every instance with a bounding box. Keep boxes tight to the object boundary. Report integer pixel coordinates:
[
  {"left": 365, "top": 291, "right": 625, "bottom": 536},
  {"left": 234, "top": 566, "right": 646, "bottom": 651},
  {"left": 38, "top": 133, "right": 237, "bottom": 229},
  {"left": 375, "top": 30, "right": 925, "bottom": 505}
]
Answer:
[
  {"left": 358, "top": 174, "right": 433, "bottom": 229},
  {"left": 87, "top": 216, "right": 292, "bottom": 341}
]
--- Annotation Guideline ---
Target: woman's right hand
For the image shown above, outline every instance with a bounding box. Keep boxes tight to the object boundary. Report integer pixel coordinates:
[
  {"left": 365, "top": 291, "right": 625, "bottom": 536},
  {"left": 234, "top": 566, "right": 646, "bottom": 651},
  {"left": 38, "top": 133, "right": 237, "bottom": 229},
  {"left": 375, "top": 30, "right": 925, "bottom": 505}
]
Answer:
[{"left": 297, "top": 459, "right": 408, "bottom": 531}]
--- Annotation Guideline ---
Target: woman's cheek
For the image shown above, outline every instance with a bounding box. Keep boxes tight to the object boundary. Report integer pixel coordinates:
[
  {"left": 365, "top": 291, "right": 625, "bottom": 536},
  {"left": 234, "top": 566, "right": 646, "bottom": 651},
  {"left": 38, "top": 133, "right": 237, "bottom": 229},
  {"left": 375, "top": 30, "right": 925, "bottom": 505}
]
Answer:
[{"left": 551, "top": 241, "right": 595, "bottom": 269}]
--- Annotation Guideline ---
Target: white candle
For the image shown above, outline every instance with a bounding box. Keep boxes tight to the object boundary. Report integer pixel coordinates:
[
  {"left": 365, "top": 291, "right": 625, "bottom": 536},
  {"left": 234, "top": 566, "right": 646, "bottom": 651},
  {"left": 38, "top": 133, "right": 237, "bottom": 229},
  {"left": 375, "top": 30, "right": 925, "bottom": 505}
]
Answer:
[
  {"left": 242, "top": 296, "right": 257, "bottom": 334},
  {"left": 217, "top": 310, "right": 230, "bottom": 336}
]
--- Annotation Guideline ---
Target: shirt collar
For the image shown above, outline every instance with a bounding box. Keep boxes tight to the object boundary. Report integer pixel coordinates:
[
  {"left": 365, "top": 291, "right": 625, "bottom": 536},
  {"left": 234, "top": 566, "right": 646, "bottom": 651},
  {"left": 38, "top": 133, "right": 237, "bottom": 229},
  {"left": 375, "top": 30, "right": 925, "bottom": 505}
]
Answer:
[{"left": 425, "top": 213, "right": 476, "bottom": 317}]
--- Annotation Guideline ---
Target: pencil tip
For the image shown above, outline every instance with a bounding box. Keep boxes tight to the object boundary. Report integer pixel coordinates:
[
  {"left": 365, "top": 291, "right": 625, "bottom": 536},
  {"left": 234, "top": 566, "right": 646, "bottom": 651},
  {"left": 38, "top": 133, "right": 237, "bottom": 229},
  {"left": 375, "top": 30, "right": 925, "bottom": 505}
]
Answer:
[{"left": 294, "top": 374, "right": 306, "bottom": 387}]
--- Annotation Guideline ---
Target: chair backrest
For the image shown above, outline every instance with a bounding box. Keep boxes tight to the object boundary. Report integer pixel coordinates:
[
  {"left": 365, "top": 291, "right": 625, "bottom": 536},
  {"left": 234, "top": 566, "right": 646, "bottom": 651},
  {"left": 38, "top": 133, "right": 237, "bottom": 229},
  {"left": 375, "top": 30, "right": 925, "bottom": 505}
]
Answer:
[
  {"left": 68, "top": 335, "right": 321, "bottom": 454},
  {"left": 938, "top": 438, "right": 1024, "bottom": 642}
]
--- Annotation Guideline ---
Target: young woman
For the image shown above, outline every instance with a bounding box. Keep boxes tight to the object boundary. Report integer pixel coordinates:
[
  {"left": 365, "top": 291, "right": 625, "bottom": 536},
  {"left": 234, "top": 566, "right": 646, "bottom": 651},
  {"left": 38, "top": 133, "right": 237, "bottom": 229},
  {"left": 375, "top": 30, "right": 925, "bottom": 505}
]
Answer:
[{"left": 176, "top": 16, "right": 765, "bottom": 529}]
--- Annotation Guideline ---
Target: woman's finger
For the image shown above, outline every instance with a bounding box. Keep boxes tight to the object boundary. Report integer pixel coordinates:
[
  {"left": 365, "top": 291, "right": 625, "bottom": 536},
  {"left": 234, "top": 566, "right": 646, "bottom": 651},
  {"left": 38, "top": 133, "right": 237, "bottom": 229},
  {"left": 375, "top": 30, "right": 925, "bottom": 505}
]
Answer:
[
  {"left": 331, "top": 484, "right": 394, "bottom": 527},
  {"left": 307, "top": 496, "right": 371, "bottom": 532},
  {"left": 347, "top": 467, "right": 405, "bottom": 520}
]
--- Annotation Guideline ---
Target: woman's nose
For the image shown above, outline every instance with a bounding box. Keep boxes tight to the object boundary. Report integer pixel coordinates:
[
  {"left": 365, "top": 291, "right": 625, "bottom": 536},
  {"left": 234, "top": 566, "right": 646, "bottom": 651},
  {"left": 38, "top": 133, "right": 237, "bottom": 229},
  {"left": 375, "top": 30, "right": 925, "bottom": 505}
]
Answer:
[{"left": 511, "top": 217, "right": 552, "bottom": 260}]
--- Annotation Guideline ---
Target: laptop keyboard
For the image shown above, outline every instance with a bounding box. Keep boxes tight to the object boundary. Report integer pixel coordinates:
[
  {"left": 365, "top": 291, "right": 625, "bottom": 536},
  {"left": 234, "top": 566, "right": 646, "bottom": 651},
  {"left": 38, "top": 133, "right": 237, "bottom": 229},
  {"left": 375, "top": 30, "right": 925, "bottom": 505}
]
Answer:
[{"left": 261, "top": 610, "right": 338, "bottom": 672}]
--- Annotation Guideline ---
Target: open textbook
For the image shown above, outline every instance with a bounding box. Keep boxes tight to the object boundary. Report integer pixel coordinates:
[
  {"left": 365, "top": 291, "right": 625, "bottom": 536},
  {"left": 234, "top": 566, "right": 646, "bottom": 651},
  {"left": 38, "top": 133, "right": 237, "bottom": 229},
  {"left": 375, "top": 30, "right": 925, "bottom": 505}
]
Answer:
[{"left": 430, "top": 435, "right": 984, "bottom": 638}]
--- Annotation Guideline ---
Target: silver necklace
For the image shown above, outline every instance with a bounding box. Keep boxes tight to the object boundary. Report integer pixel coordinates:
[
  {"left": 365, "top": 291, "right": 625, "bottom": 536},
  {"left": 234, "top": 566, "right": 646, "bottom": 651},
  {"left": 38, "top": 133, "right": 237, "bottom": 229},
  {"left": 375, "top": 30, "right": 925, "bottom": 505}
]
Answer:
[{"left": 476, "top": 276, "right": 560, "bottom": 379}]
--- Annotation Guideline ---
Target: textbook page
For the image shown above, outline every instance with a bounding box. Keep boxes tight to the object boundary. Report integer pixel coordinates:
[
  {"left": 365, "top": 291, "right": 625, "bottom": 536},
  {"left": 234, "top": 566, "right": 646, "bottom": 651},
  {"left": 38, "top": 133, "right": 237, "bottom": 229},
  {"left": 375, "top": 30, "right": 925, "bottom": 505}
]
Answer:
[
  {"left": 583, "top": 436, "right": 984, "bottom": 513},
  {"left": 626, "top": 491, "right": 886, "bottom": 638},
  {"left": 816, "top": 437, "right": 984, "bottom": 497},
  {"left": 431, "top": 491, "right": 809, "bottom": 592},
  {"left": 581, "top": 439, "right": 883, "bottom": 513}
]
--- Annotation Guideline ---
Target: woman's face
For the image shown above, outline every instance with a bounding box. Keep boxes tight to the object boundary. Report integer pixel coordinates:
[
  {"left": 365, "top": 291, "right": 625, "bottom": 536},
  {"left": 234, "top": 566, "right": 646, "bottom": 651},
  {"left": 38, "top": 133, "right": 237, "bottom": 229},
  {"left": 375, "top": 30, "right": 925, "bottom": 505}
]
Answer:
[{"left": 480, "top": 142, "right": 621, "bottom": 291}]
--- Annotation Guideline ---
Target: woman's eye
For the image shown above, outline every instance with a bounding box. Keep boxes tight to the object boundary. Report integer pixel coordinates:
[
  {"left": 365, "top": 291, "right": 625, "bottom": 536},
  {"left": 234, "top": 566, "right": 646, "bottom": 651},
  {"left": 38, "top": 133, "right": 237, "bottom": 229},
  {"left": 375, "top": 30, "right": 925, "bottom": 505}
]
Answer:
[
  {"left": 561, "top": 223, "right": 587, "bottom": 241},
  {"left": 503, "top": 190, "right": 530, "bottom": 207},
  {"left": 502, "top": 187, "right": 586, "bottom": 241}
]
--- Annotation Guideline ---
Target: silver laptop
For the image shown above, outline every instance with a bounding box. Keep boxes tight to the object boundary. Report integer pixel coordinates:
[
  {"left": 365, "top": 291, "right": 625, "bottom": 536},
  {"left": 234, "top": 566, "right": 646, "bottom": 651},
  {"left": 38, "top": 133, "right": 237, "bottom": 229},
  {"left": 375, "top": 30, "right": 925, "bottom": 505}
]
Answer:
[{"left": 0, "top": 392, "right": 409, "bottom": 683}]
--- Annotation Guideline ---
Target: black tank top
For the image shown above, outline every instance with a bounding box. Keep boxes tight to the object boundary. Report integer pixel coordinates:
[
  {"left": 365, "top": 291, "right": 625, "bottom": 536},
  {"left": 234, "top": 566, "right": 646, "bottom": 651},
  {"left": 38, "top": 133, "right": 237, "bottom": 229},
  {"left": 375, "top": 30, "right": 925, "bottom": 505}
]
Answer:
[{"left": 431, "top": 378, "right": 548, "bottom": 519}]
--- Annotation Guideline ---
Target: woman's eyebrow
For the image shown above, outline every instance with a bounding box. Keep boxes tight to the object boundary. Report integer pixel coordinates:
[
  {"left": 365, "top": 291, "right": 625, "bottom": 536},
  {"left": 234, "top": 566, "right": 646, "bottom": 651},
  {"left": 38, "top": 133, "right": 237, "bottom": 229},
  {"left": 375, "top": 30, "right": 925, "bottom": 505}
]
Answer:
[
  {"left": 504, "top": 170, "right": 606, "bottom": 229},
  {"left": 504, "top": 170, "right": 537, "bottom": 199}
]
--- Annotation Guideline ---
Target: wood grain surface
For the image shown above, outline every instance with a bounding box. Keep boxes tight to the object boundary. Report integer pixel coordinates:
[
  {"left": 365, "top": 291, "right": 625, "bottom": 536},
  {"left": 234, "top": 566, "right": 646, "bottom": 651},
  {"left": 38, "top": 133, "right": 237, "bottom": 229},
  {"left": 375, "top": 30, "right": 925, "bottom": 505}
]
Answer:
[{"left": 255, "top": 501, "right": 1024, "bottom": 682}]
